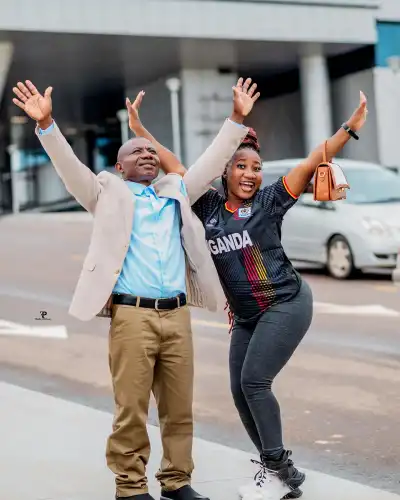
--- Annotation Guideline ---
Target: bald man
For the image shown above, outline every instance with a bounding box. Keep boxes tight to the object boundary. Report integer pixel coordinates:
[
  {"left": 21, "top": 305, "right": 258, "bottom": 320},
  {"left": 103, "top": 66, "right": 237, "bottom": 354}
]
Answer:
[{"left": 12, "top": 79, "right": 257, "bottom": 500}]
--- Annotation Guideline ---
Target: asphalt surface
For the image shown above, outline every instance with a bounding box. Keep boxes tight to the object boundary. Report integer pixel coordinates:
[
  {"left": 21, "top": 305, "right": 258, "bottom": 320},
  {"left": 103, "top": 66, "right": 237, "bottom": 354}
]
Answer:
[{"left": 0, "top": 214, "right": 399, "bottom": 494}]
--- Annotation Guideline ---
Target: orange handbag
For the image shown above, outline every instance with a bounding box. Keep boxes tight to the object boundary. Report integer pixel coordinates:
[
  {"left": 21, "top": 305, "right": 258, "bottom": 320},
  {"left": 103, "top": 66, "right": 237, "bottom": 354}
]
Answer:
[{"left": 313, "top": 141, "right": 350, "bottom": 201}]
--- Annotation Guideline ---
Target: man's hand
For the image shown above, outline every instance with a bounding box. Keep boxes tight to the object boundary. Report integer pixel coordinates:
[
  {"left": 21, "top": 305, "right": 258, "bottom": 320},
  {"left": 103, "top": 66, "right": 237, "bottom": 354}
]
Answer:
[
  {"left": 230, "top": 77, "right": 260, "bottom": 124},
  {"left": 126, "top": 91, "right": 145, "bottom": 133},
  {"left": 347, "top": 91, "right": 368, "bottom": 132},
  {"left": 12, "top": 80, "right": 53, "bottom": 129}
]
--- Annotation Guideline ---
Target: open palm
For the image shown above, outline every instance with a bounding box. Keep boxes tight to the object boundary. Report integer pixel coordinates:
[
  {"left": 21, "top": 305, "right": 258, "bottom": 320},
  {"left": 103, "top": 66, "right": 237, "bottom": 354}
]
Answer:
[
  {"left": 232, "top": 77, "right": 261, "bottom": 117},
  {"left": 348, "top": 91, "right": 368, "bottom": 132},
  {"left": 12, "top": 81, "right": 53, "bottom": 122},
  {"left": 126, "top": 90, "right": 145, "bottom": 131}
]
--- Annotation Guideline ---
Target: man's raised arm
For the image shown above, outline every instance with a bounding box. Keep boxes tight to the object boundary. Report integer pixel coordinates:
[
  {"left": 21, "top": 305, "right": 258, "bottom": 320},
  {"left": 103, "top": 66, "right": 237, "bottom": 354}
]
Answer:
[{"left": 12, "top": 80, "right": 101, "bottom": 214}]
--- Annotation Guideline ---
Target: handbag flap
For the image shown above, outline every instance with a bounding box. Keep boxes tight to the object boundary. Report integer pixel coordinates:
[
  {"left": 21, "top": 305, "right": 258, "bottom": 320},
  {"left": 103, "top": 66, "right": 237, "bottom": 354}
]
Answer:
[{"left": 330, "top": 163, "right": 349, "bottom": 189}]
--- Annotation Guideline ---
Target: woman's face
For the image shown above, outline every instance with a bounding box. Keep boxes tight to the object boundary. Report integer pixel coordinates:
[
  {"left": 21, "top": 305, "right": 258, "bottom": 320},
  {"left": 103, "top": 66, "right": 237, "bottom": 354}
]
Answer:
[{"left": 226, "top": 148, "right": 262, "bottom": 201}]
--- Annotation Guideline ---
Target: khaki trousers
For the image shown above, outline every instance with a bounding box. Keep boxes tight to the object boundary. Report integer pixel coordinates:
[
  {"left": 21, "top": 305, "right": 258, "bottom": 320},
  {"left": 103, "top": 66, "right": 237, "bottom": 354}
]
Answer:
[{"left": 106, "top": 303, "right": 194, "bottom": 498}]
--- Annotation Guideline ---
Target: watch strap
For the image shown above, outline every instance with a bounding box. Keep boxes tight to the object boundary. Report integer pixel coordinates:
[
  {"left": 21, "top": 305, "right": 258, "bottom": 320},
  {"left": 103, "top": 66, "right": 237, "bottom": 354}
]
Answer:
[{"left": 341, "top": 122, "right": 359, "bottom": 140}]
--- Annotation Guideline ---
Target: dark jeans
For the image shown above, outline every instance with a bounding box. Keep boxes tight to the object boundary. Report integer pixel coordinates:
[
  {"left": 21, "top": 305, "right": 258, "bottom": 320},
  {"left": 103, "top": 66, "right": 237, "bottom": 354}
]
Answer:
[{"left": 229, "top": 280, "right": 313, "bottom": 458}]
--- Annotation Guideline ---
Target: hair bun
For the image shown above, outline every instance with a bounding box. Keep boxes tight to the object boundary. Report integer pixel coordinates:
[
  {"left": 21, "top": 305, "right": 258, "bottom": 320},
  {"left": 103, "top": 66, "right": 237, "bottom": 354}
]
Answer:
[{"left": 240, "top": 127, "right": 260, "bottom": 153}]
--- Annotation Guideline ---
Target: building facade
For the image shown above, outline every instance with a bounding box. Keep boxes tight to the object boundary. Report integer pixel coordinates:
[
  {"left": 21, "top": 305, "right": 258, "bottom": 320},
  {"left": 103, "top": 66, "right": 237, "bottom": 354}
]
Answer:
[{"left": 0, "top": 0, "right": 398, "bottom": 213}]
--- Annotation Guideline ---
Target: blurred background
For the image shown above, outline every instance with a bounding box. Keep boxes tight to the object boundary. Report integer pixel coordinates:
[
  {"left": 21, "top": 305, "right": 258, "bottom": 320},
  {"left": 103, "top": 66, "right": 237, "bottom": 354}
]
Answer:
[
  {"left": 0, "top": 0, "right": 400, "bottom": 214},
  {"left": 0, "top": 0, "right": 399, "bottom": 498}
]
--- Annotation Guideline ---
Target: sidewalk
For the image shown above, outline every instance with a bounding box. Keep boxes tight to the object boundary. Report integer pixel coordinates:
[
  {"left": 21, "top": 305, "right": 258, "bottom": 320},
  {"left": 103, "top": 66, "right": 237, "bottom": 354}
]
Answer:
[{"left": 0, "top": 382, "right": 398, "bottom": 500}]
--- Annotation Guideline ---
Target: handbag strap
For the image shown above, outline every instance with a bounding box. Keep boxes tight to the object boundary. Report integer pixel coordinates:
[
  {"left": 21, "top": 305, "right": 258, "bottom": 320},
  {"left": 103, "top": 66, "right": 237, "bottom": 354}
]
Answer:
[{"left": 323, "top": 140, "right": 328, "bottom": 163}]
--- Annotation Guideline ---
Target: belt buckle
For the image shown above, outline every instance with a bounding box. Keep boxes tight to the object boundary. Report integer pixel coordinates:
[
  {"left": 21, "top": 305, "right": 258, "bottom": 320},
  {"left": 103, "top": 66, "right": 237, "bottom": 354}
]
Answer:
[{"left": 154, "top": 299, "right": 160, "bottom": 311}]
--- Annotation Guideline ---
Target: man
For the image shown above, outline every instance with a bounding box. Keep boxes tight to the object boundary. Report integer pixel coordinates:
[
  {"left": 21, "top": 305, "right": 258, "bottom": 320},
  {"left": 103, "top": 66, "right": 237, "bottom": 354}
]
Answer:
[{"left": 12, "top": 78, "right": 259, "bottom": 500}]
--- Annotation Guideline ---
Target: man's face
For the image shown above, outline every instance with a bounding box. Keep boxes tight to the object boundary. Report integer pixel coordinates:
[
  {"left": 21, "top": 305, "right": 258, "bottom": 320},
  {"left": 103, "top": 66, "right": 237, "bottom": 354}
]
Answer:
[{"left": 115, "top": 137, "right": 160, "bottom": 184}]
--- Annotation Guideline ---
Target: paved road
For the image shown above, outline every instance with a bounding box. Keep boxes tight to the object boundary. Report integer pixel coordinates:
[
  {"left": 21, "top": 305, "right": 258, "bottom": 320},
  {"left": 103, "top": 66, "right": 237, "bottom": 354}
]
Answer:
[{"left": 0, "top": 214, "right": 399, "bottom": 494}]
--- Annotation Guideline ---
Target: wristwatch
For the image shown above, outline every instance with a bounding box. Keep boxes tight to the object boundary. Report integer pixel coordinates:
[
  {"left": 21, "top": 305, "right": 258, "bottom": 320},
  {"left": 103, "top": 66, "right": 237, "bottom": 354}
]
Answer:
[{"left": 341, "top": 122, "right": 359, "bottom": 140}]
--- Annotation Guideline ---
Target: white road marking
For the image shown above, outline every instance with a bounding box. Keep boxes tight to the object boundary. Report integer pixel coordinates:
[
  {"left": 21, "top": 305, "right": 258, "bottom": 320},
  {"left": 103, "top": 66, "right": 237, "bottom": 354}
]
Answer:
[
  {"left": 192, "top": 319, "right": 229, "bottom": 329},
  {"left": 192, "top": 302, "right": 400, "bottom": 330},
  {"left": 314, "top": 302, "right": 400, "bottom": 317},
  {"left": 0, "top": 319, "right": 68, "bottom": 339}
]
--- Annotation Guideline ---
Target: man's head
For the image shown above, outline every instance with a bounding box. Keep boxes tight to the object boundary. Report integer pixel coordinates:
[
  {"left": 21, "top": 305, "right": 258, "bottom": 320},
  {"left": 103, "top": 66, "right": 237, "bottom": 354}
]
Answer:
[{"left": 115, "top": 137, "right": 160, "bottom": 185}]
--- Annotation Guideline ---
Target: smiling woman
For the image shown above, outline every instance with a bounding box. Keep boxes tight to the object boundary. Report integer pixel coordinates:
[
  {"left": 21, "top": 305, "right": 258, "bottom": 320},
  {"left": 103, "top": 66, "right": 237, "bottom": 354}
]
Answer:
[
  {"left": 122, "top": 76, "right": 370, "bottom": 500},
  {"left": 221, "top": 128, "right": 262, "bottom": 206}
]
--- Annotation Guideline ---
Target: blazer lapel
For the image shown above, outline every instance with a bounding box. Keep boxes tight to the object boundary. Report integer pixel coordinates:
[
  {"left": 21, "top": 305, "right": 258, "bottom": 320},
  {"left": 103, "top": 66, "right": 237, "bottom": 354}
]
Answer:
[
  {"left": 116, "top": 175, "right": 136, "bottom": 242},
  {"left": 154, "top": 174, "right": 188, "bottom": 205}
]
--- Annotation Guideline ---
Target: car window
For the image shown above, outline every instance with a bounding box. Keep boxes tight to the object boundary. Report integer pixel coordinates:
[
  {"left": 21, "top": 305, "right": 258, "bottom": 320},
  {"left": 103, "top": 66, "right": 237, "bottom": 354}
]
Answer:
[{"left": 344, "top": 167, "right": 400, "bottom": 204}]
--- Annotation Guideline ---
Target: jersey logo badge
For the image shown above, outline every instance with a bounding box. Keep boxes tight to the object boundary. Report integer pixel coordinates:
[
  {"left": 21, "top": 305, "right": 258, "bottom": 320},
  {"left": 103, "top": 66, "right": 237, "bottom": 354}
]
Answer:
[
  {"left": 207, "top": 218, "right": 217, "bottom": 227},
  {"left": 238, "top": 207, "right": 252, "bottom": 218}
]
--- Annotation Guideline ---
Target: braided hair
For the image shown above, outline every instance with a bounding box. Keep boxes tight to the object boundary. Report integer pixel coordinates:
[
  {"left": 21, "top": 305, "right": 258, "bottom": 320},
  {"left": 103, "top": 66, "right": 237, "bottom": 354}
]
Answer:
[{"left": 221, "top": 127, "right": 261, "bottom": 200}]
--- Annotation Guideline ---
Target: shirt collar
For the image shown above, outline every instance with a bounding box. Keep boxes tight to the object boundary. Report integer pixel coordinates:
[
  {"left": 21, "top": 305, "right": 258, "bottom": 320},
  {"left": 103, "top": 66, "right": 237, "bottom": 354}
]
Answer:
[{"left": 126, "top": 181, "right": 155, "bottom": 196}]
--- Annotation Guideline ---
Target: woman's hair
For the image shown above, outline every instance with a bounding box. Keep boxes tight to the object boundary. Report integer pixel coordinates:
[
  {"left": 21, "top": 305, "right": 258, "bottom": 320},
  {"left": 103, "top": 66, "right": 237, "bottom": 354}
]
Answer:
[
  {"left": 237, "top": 127, "right": 260, "bottom": 154},
  {"left": 221, "top": 127, "right": 261, "bottom": 199}
]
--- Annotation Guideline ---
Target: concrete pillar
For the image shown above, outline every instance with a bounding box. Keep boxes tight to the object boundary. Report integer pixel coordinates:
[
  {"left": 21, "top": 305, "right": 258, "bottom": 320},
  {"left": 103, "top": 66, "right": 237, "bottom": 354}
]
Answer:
[
  {"left": 179, "top": 39, "right": 238, "bottom": 167},
  {"left": 180, "top": 69, "right": 238, "bottom": 167},
  {"left": 299, "top": 44, "right": 332, "bottom": 153},
  {"left": 8, "top": 118, "right": 27, "bottom": 213},
  {"left": 0, "top": 42, "right": 13, "bottom": 212},
  {"left": 0, "top": 41, "right": 13, "bottom": 100}
]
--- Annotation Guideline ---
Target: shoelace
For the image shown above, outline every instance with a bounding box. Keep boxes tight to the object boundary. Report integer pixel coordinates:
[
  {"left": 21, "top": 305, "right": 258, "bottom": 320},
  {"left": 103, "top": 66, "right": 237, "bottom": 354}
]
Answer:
[
  {"left": 251, "top": 459, "right": 276, "bottom": 488},
  {"left": 252, "top": 458, "right": 298, "bottom": 496}
]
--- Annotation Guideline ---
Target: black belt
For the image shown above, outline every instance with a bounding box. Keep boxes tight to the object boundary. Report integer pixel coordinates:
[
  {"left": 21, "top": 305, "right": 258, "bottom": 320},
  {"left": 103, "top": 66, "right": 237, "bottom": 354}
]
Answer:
[{"left": 112, "top": 293, "right": 186, "bottom": 310}]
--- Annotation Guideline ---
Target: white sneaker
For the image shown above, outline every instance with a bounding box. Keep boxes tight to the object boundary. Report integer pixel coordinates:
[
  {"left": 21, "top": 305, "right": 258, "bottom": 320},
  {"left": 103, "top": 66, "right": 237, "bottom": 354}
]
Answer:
[{"left": 238, "top": 459, "right": 290, "bottom": 500}]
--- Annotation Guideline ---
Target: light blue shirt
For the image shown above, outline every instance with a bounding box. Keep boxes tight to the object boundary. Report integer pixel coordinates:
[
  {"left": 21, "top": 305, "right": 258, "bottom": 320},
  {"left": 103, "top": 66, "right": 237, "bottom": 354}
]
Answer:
[{"left": 113, "top": 181, "right": 187, "bottom": 298}]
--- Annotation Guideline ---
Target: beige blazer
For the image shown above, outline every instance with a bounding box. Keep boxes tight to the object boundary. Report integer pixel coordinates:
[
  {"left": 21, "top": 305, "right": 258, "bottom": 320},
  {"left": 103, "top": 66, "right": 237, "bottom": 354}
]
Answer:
[{"left": 36, "top": 120, "right": 248, "bottom": 321}]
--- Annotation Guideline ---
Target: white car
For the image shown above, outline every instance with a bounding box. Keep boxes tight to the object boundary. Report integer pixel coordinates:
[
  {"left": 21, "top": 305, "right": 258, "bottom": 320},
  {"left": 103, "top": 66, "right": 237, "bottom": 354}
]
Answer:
[
  {"left": 263, "top": 159, "right": 400, "bottom": 279},
  {"left": 214, "top": 159, "right": 400, "bottom": 279}
]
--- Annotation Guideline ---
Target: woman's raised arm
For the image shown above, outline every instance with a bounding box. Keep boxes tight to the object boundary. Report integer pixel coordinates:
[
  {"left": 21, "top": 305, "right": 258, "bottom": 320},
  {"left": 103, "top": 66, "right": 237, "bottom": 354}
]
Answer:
[
  {"left": 126, "top": 91, "right": 187, "bottom": 176},
  {"left": 285, "top": 91, "right": 368, "bottom": 197}
]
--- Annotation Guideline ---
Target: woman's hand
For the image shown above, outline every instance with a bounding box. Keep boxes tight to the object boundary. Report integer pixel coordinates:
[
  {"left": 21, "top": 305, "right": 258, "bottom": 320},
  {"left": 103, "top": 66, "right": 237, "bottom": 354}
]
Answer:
[
  {"left": 126, "top": 91, "right": 145, "bottom": 133},
  {"left": 347, "top": 91, "right": 368, "bottom": 132},
  {"left": 230, "top": 77, "right": 261, "bottom": 124}
]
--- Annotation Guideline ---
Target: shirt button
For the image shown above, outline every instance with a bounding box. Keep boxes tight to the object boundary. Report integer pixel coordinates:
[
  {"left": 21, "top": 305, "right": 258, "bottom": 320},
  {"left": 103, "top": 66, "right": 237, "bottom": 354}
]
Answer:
[{"left": 115, "top": 269, "right": 120, "bottom": 274}]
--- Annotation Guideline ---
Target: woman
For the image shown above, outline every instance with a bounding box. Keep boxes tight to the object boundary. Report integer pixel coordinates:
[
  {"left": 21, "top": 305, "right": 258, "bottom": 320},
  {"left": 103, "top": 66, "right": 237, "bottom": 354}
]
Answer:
[{"left": 127, "top": 79, "right": 368, "bottom": 500}]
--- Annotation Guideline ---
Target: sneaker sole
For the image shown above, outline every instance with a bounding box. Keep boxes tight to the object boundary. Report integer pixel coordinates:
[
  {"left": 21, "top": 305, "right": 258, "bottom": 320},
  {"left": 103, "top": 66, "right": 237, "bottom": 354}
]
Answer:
[
  {"left": 281, "top": 470, "right": 306, "bottom": 499},
  {"left": 281, "top": 487, "right": 303, "bottom": 499},
  {"left": 161, "top": 497, "right": 210, "bottom": 500}
]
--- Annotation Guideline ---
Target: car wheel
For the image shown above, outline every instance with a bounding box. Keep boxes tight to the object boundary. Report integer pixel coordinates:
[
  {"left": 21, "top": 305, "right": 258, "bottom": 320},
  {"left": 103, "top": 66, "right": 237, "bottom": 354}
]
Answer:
[{"left": 327, "top": 235, "right": 356, "bottom": 279}]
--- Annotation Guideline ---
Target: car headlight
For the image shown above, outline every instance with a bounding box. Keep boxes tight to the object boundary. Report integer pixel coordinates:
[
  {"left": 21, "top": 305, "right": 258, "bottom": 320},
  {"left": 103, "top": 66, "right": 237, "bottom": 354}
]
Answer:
[{"left": 362, "top": 217, "right": 392, "bottom": 236}]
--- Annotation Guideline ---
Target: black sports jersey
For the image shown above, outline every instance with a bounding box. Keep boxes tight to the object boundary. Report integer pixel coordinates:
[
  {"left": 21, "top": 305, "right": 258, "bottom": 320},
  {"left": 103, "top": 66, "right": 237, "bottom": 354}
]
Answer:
[{"left": 192, "top": 177, "right": 302, "bottom": 321}]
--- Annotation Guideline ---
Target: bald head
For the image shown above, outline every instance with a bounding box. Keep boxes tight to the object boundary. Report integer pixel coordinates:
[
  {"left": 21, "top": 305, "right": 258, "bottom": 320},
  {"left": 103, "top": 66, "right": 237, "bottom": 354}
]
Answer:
[{"left": 115, "top": 137, "right": 160, "bottom": 185}]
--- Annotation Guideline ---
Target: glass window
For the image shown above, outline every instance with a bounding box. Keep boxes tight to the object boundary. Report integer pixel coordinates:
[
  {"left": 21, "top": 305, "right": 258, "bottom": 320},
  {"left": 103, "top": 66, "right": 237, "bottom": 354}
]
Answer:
[{"left": 344, "top": 167, "right": 400, "bottom": 204}]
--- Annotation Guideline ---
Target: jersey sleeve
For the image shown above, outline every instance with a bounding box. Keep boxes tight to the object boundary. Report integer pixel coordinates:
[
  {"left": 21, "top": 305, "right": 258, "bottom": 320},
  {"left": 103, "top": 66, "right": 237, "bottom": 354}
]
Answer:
[
  {"left": 257, "top": 176, "right": 299, "bottom": 217},
  {"left": 192, "top": 189, "right": 223, "bottom": 225}
]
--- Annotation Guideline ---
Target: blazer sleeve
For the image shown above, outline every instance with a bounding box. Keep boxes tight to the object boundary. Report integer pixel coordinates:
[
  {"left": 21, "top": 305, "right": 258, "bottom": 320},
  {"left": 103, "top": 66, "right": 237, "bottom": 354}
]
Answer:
[
  {"left": 35, "top": 121, "right": 101, "bottom": 213},
  {"left": 182, "top": 119, "right": 249, "bottom": 205}
]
